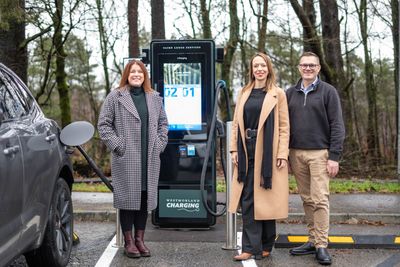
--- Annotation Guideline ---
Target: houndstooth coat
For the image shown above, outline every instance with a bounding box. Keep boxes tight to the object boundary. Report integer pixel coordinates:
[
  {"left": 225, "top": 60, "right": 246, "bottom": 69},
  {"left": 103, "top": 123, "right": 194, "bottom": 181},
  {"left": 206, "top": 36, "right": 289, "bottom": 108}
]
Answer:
[{"left": 98, "top": 87, "right": 168, "bottom": 211}]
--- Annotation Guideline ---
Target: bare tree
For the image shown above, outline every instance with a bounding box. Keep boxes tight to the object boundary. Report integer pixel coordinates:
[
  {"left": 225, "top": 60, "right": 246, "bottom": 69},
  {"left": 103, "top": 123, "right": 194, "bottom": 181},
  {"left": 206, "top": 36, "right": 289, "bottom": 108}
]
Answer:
[
  {"left": 200, "top": 0, "right": 212, "bottom": 38},
  {"left": 249, "top": 0, "right": 268, "bottom": 52},
  {"left": 95, "top": 0, "right": 112, "bottom": 95},
  {"left": 180, "top": 0, "right": 198, "bottom": 38},
  {"left": 128, "top": 0, "right": 140, "bottom": 57},
  {"left": 0, "top": 0, "right": 27, "bottom": 82},
  {"left": 53, "top": 0, "right": 71, "bottom": 127},
  {"left": 390, "top": 0, "right": 399, "bottom": 169},
  {"left": 151, "top": 0, "right": 165, "bottom": 39},
  {"left": 26, "top": 0, "right": 83, "bottom": 127},
  {"left": 320, "top": 0, "right": 356, "bottom": 154},
  {"left": 353, "top": 0, "right": 380, "bottom": 160},
  {"left": 289, "top": 0, "right": 331, "bottom": 82},
  {"left": 221, "top": 0, "right": 239, "bottom": 120}
]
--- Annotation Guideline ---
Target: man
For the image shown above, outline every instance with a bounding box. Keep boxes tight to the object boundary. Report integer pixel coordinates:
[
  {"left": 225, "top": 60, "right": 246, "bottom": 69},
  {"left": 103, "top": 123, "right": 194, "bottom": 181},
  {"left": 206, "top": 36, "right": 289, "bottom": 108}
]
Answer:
[{"left": 286, "top": 52, "right": 345, "bottom": 265}]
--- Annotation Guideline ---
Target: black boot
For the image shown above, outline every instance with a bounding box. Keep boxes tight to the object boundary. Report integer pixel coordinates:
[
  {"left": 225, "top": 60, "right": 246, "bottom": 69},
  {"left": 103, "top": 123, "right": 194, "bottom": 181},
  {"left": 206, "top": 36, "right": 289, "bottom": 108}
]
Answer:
[
  {"left": 316, "top": 248, "right": 332, "bottom": 265},
  {"left": 289, "top": 242, "right": 316, "bottom": 255},
  {"left": 135, "top": 230, "right": 151, "bottom": 257},
  {"left": 123, "top": 231, "right": 141, "bottom": 258}
]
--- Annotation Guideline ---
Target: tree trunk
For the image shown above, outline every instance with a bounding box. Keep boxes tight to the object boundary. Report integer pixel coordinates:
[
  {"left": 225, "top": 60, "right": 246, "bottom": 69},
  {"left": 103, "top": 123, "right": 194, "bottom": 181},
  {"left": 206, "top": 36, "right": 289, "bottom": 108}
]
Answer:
[
  {"left": 289, "top": 0, "right": 332, "bottom": 84},
  {"left": 221, "top": 0, "right": 239, "bottom": 121},
  {"left": 0, "top": 0, "right": 27, "bottom": 83},
  {"left": 257, "top": 0, "right": 268, "bottom": 52},
  {"left": 53, "top": 0, "right": 71, "bottom": 127},
  {"left": 391, "top": 0, "right": 399, "bottom": 173},
  {"left": 128, "top": 0, "right": 140, "bottom": 57},
  {"left": 320, "top": 0, "right": 356, "bottom": 154},
  {"left": 200, "top": 0, "right": 212, "bottom": 39},
  {"left": 354, "top": 0, "right": 380, "bottom": 160},
  {"left": 151, "top": 0, "right": 165, "bottom": 39},
  {"left": 302, "top": 0, "right": 317, "bottom": 53},
  {"left": 96, "top": 0, "right": 111, "bottom": 95},
  {"left": 182, "top": 0, "right": 197, "bottom": 38}
]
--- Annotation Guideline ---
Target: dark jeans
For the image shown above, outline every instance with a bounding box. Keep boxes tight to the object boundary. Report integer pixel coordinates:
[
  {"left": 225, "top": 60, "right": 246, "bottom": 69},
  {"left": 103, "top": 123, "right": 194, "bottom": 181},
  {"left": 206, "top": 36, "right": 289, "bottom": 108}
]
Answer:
[
  {"left": 240, "top": 138, "right": 276, "bottom": 255},
  {"left": 120, "top": 192, "right": 148, "bottom": 232}
]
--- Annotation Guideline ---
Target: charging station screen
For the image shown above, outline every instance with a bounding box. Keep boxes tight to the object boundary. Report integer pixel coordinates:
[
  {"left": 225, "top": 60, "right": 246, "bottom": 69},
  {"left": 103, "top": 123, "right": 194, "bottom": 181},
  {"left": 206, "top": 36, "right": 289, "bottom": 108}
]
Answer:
[{"left": 163, "top": 63, "right": 202, "bottom": 131}]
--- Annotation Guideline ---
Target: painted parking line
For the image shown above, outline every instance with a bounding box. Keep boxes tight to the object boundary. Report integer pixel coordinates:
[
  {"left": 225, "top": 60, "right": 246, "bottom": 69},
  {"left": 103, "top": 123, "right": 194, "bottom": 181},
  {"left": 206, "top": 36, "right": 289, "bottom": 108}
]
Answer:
[
  {"left": 95, "top": 235, "right": 118, "bottom": 267},
  {"left": 287, "top": 235, "right": 308, "bottom": 243},
  {"left": 276, "top": 235, "right": 400, "bottom": 248},
  {"left": 236, "top": 232, "right": 258, "bottom": 267}
]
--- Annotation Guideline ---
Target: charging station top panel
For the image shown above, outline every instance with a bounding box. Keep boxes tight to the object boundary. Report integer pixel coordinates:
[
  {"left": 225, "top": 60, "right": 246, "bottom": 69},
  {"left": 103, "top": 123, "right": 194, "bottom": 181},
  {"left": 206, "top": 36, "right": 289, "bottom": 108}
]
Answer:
[{"left": 150, "top": 40, "right": 215, "bottom": 141}]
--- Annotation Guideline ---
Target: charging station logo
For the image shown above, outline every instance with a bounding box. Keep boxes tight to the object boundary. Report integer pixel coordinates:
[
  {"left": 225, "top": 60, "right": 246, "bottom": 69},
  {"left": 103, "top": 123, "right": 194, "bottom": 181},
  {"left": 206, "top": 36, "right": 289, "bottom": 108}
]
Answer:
[
  {"left": 159, "top": 189, "right": 207, "bottom": 218},
  {"left": 166, "top": 199, "right": 200, "bottom": 212}
]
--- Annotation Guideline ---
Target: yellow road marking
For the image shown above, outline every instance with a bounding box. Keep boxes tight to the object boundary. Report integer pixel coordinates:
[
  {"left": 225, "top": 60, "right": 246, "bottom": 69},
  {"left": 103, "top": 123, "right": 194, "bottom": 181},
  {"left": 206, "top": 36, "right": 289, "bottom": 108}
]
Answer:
[
  {"left": 288, "top": 236, "right": 309, "bottom": 243},
  {"left": 287, "top": 236, "right": 355, "bottom": 243},
  {"left": 328, "top": 236, "right": 354, "bottom": 243}
]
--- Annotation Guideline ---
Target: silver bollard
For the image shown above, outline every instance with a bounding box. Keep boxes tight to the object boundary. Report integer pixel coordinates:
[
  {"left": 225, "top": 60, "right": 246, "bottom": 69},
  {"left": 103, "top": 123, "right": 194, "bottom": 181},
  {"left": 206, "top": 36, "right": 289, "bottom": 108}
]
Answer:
[
  {"left": 113, "top": 209, "right": 124, "bottom": 247},
  {"left": 222, "top": 121, "right": 239, "bottom": 250}
]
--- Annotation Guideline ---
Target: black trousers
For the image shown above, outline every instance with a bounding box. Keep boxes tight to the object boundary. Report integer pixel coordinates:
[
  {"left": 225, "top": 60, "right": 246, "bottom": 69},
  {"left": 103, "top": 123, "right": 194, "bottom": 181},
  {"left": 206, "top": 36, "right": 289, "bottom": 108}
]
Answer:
[
  {"left": 240, "top": 138, "right": 276, "bottom": 255},
  {"left": 120, "top": 192, "right": 148, "bottom": 232}
]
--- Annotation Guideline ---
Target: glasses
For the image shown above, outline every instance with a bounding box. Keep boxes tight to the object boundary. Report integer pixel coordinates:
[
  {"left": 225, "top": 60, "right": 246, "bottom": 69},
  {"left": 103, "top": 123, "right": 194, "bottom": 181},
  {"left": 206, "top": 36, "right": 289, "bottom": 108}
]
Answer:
[{"left": 298, "top": 64, "right": 319, "bottom": 70}]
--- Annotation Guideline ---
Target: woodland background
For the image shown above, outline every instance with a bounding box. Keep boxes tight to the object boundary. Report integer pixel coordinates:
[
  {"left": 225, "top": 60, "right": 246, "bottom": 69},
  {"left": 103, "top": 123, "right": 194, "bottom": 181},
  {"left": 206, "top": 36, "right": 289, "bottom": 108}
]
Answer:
[{"left": 0, "top": 0, "right": 398, "bottom": 178}]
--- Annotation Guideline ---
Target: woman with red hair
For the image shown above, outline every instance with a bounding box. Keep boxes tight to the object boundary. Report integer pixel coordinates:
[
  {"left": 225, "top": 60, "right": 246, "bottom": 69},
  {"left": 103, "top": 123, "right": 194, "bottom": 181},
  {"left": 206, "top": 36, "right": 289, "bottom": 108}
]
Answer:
[{"left": 98, "top": 59, "right": 168, "bottom": 258}]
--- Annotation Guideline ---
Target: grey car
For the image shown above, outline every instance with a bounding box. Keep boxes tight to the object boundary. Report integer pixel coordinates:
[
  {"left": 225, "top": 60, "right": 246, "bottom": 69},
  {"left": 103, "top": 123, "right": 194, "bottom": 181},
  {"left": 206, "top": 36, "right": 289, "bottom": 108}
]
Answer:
[{"left": 0, "top": 63, "right": 74, "bottom": 267}]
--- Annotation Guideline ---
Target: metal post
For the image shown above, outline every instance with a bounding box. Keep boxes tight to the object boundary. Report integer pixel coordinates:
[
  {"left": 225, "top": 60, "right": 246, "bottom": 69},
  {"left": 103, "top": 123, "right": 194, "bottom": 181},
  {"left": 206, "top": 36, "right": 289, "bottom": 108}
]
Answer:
[
  {"left": 113, "top": 209, "right": 124, "bottom": 247},
  {"left": 398, "top": 34, "right": 400, "bottom": 182},
  {"left": 222, "top": 121, "right": 239, "bottom": 250}
]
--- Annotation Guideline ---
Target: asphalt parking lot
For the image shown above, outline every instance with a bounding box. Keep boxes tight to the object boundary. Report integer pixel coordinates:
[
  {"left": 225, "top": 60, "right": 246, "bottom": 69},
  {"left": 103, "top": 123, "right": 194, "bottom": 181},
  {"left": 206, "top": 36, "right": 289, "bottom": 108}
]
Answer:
[
  {"left": 74, "top": 220, "right": 400, "bottom": 267},
  {"left": 8, "top": 220, "right": 400, "bottom": 267},
  {"left": 8, "top": 192, "right": 400, "bottom": 267}
]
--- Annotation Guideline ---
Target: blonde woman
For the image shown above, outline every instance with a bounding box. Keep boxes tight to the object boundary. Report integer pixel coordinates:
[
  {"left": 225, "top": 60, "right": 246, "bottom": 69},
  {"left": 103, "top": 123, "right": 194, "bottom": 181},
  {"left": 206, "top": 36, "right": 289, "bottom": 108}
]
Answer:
[{"left": 229, "top": 53, "right": 290, "bottom": 261}]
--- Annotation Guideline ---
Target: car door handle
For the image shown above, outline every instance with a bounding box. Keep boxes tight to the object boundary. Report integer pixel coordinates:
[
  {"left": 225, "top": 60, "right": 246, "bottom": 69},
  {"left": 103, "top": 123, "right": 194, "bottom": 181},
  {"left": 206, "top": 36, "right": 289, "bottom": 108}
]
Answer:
[
  {"left": 3, "top": 145, "right": 20, "bottom": 155},
  {"left": 45, "top": 134, "right": 57, "bottom": 142}
]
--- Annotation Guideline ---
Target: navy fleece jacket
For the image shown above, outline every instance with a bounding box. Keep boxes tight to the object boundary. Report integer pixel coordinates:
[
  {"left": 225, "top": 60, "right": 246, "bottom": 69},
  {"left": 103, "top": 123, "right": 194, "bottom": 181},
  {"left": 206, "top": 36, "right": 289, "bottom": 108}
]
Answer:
[{"left": 286, "top": 79, "right": 345, "bottom": 161}]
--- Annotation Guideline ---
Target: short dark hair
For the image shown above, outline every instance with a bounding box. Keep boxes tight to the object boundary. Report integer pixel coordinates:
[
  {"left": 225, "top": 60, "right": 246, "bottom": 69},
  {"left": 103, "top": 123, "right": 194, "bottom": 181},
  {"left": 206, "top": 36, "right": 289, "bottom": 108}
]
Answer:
[{"left": 300, "top": 52, "right": 320, "bottom": 64}]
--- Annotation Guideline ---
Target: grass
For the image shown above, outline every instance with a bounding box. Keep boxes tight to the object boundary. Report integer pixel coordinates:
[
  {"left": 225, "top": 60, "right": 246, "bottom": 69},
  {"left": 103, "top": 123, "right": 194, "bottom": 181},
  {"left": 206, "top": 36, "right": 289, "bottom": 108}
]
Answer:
[
  {"left": 287, "top": 177, "right": 399, "bottom": 193},
  {"left": 72, "top": 183, "right": 112, "bottom": 193},
  {"left": 72, "top": 177, "right": 400, "bottom": 194}
]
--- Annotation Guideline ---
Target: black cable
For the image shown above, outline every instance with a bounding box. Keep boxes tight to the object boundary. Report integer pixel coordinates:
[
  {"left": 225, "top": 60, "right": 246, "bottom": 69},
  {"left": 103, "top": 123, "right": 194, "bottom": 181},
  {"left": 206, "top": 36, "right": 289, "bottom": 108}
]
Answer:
[
  {"left": 200, "top": 80, "right": 227, "bottom": 217},
  {"left": 222, "top": 84, "right": 232, "bottom": 121}
]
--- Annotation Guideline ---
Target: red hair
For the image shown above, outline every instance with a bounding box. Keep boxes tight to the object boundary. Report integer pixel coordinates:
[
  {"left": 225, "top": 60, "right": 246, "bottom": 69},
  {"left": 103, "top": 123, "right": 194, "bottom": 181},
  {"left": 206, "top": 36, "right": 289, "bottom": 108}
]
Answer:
[{"left": 118, "top": 59, "right": 153, "bottom": 93}]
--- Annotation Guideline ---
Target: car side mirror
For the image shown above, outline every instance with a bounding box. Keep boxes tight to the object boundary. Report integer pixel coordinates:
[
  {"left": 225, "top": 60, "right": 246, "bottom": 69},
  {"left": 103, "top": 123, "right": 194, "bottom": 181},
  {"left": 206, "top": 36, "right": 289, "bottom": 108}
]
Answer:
[
  {"left": 60, "top": 121, "right": 94, "bottom": 146},
  {"left": 59, "top": 120, "right": 113, "bottom": 191}
]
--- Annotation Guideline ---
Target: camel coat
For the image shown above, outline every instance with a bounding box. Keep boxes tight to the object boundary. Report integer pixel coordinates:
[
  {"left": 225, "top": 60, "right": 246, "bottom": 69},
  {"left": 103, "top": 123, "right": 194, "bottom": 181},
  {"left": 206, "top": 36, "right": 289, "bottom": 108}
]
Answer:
[{"left": 228, "top": 85, "right": 290, "bottom": 220}]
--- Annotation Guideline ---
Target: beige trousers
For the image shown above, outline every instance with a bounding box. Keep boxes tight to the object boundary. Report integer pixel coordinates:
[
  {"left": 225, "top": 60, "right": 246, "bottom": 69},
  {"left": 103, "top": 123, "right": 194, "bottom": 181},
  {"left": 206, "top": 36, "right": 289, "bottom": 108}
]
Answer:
[{"left": 289, "top": 149, "right": 330, "bottom": 248}]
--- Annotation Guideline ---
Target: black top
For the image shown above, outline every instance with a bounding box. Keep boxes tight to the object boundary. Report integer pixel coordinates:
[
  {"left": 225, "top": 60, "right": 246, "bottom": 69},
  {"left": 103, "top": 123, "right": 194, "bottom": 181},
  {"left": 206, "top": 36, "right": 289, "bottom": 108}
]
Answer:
[
  {"left": 130, "top": 86, "right": 149, "bottom": 191},
  {"left": 244, "top": 88, "right": 266, "bottom": 129},
  {"left": 286, "top": 79, "right": 345, "bottom": 161}
]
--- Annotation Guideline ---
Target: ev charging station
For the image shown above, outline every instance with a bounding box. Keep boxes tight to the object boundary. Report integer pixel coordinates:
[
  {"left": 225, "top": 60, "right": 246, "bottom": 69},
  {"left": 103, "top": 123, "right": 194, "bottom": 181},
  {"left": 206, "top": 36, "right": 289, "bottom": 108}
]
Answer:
[{"left": 148, "top": 40, "right": 219, "bottom": 228}]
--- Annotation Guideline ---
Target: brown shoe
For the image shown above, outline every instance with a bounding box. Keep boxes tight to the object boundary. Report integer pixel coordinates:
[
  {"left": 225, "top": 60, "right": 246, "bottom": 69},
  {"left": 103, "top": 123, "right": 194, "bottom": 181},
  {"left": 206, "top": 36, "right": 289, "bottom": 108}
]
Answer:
[
  {"left": 262, "top": 250, "right": 270, "bottom": 258},
  {"left": 135, "top": 230, "right": 151, "bottom": 257},
  {"left": 233, "top": 252, "right": 262, "bottom": 261},
  {"left": 123, "top": 231, "right": 141, "bottom": 258}
]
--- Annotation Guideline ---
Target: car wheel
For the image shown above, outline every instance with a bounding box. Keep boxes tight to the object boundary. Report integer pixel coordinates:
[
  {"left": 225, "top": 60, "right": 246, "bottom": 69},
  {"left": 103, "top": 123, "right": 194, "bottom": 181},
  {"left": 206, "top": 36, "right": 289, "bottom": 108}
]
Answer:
[{"left": 25, "top": 178, "right": 73, "bottom": 267}]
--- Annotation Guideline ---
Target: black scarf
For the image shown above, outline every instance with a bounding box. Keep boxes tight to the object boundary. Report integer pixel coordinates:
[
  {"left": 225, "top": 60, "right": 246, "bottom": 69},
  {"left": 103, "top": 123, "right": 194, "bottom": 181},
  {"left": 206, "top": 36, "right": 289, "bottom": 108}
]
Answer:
[{"left": 237, "top": 108, "right": 274, "bottom": 189}]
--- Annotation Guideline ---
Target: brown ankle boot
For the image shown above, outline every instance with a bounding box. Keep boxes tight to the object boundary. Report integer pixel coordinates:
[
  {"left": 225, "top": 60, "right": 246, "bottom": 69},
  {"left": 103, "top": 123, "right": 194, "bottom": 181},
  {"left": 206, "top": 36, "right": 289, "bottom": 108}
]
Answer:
[
  {"left": 123, "top": 231, "right": 140, "bottom": 258},
  {"left": 134, "top": 230, "right": 151, "bottom": 257}
]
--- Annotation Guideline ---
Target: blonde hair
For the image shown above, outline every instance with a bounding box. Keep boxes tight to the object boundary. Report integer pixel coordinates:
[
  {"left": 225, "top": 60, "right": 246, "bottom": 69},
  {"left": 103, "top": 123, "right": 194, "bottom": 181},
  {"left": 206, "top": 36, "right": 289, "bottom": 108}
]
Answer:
[{"left": 242, "top": 52, "right": 276, "bottom": 92}]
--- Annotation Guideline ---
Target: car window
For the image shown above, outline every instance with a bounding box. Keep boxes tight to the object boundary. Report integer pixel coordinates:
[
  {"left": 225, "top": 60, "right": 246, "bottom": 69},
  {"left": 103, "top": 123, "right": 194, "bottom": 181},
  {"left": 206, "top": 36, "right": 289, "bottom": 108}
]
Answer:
[
  {"left": 10, "top": 74, "right": 34, "bottom": 111},
  {"left": 0, "top": 77, "right": 29, "bottom": 120}
]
